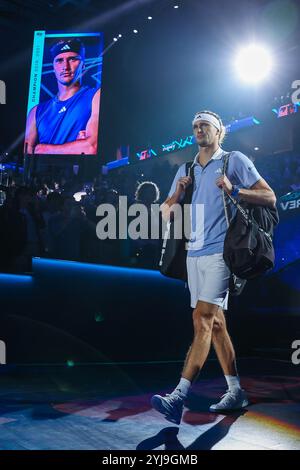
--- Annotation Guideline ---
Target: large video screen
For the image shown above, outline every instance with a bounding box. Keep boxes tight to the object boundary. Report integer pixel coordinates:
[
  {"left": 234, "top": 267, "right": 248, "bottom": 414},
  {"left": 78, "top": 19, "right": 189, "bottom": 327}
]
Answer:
[{"left": 25, "top": 31, "right": 103, "bottom": 156}]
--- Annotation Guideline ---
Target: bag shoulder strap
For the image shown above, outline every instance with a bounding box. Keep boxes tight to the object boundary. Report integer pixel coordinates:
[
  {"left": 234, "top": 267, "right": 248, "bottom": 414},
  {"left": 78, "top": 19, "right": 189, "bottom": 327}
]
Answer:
[
  {"left": 222, "top": 152, "right": 251, "bottom": 225},
  {"left": 185, "top": 160, "right": 194, "bottom": 177},
  {"left": 222, "top": 152, "right": 231, "bottom": 175},
  {"left": 183, "top": 160, "right": 195, "bottom": 204},
  {"left": 222, "top": 153, "right": 233, "bottom": 227}
]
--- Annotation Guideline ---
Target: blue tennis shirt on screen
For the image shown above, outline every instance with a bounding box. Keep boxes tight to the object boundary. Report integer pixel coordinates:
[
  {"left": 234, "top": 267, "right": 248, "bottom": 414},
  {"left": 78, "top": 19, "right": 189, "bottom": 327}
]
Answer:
[{"left": 36, "top": 86, "right": 97, "bottom": 145}]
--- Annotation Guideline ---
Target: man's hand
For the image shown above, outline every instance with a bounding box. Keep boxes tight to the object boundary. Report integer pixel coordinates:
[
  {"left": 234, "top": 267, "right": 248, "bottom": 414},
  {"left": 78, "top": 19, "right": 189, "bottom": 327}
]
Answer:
[
  {"left": 216, "top": 175, "right": 233, "bottom": 195},
  {"left": 160, "top": 176, "right": 192, "bottom": 222},
  {"left": 77, "top": 130, "right": 87, "bottom": 140},
  {"left": 34, "top": 144, "right": 49, "bottom": 154},
  {"left": 175, "top": 176, "right": 192, "bottom": 195}
]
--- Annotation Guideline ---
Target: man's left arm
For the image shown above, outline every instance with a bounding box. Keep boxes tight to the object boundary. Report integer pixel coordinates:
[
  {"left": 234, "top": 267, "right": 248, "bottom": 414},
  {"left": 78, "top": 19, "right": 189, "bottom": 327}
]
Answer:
[
  {"left": 216, "top": 175, "right": 277, "bottom": 208},
  {"left": 34, "top": 89, "right": 100, "bottom": 155}
]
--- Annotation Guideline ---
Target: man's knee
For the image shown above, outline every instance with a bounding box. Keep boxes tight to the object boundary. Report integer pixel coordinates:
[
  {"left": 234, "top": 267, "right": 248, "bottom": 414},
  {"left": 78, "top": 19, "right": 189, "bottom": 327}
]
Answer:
[
  {"left": 192, "top": 302, "right": 219, "bottom": 334},
  {"left": 212, "top": 317, "right": 224, "bottom": 334},
  {"left": 212, "top": 308, "right": 228, "bottom": 335}
]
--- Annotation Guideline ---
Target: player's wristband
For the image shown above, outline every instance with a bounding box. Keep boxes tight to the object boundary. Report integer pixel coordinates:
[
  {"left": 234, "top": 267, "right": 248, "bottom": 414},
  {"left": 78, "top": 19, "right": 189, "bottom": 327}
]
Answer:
[{"left": 231, "top": 186, "right": 240, "bottom": 198}]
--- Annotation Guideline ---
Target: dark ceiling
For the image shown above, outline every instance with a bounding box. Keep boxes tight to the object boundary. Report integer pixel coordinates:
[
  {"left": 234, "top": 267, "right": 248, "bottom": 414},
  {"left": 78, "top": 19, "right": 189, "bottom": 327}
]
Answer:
[{"left": 1, "top": 0, "right": 300, "bottom": 161}]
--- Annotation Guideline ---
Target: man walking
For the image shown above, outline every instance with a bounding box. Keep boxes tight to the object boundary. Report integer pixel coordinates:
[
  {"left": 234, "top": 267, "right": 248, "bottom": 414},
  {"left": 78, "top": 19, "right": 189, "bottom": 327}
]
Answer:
[{"left": 151, "top": 110, "right": 276, "bottom": 424}]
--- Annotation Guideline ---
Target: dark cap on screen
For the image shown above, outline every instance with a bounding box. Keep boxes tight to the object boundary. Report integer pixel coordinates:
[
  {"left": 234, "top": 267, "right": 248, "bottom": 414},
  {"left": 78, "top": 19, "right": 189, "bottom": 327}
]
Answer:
[{"left": 50, "top": 38, "right": 85, "bottom": 61}]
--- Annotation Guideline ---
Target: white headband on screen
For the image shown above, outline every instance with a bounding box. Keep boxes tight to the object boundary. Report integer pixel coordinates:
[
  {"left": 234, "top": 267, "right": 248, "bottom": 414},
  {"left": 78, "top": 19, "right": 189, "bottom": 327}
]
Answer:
[{"left": 192, "top": 113, "right": 221, "bottom": 131}]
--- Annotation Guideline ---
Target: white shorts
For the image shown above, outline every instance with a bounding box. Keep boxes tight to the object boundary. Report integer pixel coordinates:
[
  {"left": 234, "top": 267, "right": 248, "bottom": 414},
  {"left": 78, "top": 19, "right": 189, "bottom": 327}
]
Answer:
[{"left": 187, "top": 253, "right": 230, "bottom": 310}]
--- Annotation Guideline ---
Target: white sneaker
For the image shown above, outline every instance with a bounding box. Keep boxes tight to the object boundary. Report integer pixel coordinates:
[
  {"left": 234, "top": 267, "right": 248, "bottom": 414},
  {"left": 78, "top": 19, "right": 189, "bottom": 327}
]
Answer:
[
  {"left": 209, "top": 389, "right": 249, "bottom": 412},
  {"left": 151, "top": 393, "right": 184, "bottom": 425}
]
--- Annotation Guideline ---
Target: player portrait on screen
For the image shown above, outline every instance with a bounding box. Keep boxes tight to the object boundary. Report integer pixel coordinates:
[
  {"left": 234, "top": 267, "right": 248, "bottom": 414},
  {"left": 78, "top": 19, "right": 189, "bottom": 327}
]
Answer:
[{"left": 25, "top": 37, "right": 100, "bottom": 155}]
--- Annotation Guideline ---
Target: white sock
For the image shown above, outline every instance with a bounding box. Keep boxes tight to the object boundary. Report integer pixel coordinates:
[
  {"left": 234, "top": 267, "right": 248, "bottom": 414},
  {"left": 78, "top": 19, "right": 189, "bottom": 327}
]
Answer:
[
  {"left": 172, "top": 377, "right": 191, "bottom": 398},
  {"left": 225, "top": 375, "right": 241, "bottom": 392}
]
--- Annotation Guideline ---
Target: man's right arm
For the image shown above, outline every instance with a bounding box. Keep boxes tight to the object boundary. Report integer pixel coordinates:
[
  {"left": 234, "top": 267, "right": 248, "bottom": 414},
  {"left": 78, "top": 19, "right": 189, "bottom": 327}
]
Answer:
[
  {"left": 160, "top": 175, "right": 192, "bottom": 222},
  {"left": 24, "top": 106, "right": 38, "bottom": 155}
]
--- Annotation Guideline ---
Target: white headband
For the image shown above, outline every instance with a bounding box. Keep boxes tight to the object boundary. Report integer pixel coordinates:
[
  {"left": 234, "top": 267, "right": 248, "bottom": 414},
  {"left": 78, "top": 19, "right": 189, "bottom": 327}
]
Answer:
[{"left": 192, "top": 112, "right": 221, "bottom": 131}]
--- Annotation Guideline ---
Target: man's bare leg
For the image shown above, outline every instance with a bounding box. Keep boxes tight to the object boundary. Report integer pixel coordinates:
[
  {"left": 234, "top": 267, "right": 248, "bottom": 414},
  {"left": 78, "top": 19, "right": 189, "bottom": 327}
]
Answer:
[
  {"left": 208, "top": 307, "right": 249, "bottom": 412},
  {"left": 151, "top": 300, "right": 219, "bottom": 423},
  {"left": 151, "top": 300, "right": 248, "bottom": 421},
  {"left": 181, "top": 300, "right": 220, "bottom": 382},
  {"left": 212, "top": 307, "right": 238, "bottom": 376}
]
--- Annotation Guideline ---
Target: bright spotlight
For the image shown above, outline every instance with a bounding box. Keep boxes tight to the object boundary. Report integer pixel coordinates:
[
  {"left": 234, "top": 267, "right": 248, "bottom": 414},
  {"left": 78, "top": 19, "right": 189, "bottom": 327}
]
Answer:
[{"left": 234, "top": 44, "right": 273, "bottom": 84}]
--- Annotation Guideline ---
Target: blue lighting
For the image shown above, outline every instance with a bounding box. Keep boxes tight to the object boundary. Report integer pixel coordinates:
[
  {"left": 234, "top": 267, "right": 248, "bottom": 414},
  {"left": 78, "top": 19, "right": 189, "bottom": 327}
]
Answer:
[
  {"left": 0, "top": 163, "right": 24, "bottom": 172},
  {"left": 45, "top": 33, "right": 101, "bottom": 38},
  {"left": 162, "top": 135, "right": 195, "bottom": 153},
  {"left": 0, "top": 273, "right": 32, "bottom": 283},
  {"left": 133, "top": 115, "right": 263, "bottom": 164},
  {"left": 33, "top": 257, "right": 163, "bottom": 278},
  {"left": 105, "top": 156, "right": 130, "bottom": 171},
  {"left": 225, "top": 116, "right": 261, "bottom": 133}
]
